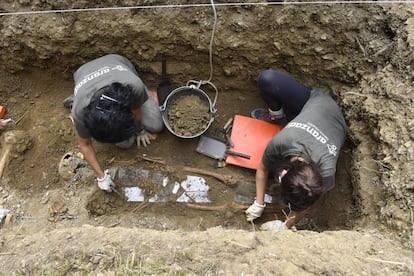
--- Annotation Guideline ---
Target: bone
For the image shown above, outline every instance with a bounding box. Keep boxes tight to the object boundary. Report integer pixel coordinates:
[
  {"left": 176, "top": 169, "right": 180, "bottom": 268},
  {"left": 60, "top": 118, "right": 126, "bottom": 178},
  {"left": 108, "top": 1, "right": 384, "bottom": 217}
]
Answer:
[
  {"left": 0, "top": 130, "right": 31, "bottom": 178},
  {"left": 183, "top": 166, "right": 239, "bottom": 187}
]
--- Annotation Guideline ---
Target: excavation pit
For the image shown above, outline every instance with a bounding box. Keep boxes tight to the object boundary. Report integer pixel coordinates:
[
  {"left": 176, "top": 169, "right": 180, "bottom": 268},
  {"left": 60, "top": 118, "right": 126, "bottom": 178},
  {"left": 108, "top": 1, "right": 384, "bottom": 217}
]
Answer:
[{"left": 0, "top": 1, "right": 413, "bottom": 274}]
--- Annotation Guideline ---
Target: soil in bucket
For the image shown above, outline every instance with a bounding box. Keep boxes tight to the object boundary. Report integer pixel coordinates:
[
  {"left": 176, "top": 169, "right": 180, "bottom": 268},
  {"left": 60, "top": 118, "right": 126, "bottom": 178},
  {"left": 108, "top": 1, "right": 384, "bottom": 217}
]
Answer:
[{"left": 167, "top": 94, "right": 210, "bottom": 137}]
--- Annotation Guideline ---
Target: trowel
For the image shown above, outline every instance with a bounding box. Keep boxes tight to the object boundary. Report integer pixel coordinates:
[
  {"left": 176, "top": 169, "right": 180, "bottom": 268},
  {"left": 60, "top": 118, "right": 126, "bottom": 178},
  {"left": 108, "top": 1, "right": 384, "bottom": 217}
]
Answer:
[
  {"left": 110, "top": 185, "right": 127, "bottom": 201},
  {"left": 0, "top": 107, "right": 27, "bottom": 125},
  {"left": 196, "top": 135, "right": 250, "bottom": 167},
  {"left": 3, "top": 112, "right": 27, "bottom": 125},
  {"left": 156, "top": 54, "right": 173, "bottom": 106}
]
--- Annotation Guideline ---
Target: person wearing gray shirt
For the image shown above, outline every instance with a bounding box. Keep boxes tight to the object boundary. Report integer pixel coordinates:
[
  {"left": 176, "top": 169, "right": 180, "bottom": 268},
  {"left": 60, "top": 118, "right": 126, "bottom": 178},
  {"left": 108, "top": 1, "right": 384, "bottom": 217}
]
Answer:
[
  {"left": 246, "top": 69, "right": 346, "bottom": 230},
  {"left": 70, "top": 54, "right": 163, "bottom": 192}
]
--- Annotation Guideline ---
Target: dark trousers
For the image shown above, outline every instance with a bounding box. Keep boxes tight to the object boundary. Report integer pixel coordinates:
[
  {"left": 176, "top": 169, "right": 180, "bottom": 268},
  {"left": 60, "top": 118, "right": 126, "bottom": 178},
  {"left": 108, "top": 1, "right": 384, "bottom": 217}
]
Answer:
[{"left": 258, "top": 69, "right": 312, "bottom": 118}]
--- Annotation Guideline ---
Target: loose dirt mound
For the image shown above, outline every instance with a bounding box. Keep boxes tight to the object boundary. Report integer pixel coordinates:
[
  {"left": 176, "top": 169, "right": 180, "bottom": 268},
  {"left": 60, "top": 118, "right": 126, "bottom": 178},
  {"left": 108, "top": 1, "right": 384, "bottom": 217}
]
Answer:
[{"left": 167, "top": 94, "right": 211, "bottom": 137}]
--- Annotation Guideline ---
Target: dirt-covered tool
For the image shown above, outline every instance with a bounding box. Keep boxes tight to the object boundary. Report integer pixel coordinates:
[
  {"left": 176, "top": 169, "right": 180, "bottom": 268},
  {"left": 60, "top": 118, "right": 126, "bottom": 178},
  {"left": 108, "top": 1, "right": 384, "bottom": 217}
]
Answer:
[
  {"left": 222, "top": 117, "right": 234, "bottom": 147},
  {"left": 196, "top": 135, "right": 250, "bottom": 168},
  {"left": 156, "top": 54, "right": 173, "bottom": 106},
  {"left": 110, "top": 185, "right": 126, "bottom": 201},
  {"left": 0, "top": 107, "right": 28, "bottom": 126}
]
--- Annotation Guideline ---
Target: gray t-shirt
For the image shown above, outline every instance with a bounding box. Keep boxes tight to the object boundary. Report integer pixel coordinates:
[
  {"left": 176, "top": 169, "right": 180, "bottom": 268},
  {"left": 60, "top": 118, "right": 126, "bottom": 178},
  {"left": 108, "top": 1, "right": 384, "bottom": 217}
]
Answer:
[
  {"left": 72, "top": 54, "right": 149, "bottom": 138},
  {"left": 262, "top": 89, "right": 346, "bottom": 191}
]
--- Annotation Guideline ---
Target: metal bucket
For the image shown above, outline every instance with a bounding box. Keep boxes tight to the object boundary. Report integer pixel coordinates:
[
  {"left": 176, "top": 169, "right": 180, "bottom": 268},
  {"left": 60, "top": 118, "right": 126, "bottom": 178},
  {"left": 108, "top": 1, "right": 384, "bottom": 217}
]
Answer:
[{"left": 160, "top": 85, "right": 217, "bottom": 139}]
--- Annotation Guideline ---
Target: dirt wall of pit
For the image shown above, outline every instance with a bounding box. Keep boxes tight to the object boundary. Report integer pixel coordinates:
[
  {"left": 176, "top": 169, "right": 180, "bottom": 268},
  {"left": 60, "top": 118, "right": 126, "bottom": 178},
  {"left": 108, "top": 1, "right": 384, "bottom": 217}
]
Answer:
[{"left": 0, "top": 1, "right": 413, "bottom": 244}]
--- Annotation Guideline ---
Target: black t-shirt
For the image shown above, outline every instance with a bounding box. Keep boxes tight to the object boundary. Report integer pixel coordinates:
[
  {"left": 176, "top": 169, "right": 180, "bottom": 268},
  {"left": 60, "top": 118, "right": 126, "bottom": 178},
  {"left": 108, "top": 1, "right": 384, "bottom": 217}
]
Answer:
[
  {"left": 72, "top": 54, "right": 149, "bottom": 138},
  {"left": 262, "top": 89, "right": 346, "bottom": 191}
]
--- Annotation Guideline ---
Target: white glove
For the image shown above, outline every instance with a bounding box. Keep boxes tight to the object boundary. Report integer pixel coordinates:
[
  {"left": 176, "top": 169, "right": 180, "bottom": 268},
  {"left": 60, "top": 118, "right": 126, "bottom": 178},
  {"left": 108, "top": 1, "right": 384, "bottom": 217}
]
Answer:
[
  {"left": 260, "top": 220, "right": 288, "bottom": 231},
  {"left": 137, "top": 129, "right": 151, "bottom": 147},
  {"left": 97, "top": 170, "right": 115, "bottom": 192},
  {"left": 245, "top": 200, "right": 266, "bottom": 222}
]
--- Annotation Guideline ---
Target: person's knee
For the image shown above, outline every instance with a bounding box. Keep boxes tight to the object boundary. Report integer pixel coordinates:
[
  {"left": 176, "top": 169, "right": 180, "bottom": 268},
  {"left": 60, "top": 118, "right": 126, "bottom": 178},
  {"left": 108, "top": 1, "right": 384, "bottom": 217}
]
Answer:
[
  {"left": 258, "top": 70, "right": 282, "bottom": 96},
  {"left": 140, "top": 97, "right": 164, "bottom": 133},
  {"left": 258, "top": 69, "right": 278, "bottom": 87},
  {"left": 114, "top": 135, "right": 135, "bottom": 149},
  {"left": 141, "top": 108, "right": 164, "bottom": 133},
  {"left": 144, "top": 118, "right": 164, "bottom": 133}
]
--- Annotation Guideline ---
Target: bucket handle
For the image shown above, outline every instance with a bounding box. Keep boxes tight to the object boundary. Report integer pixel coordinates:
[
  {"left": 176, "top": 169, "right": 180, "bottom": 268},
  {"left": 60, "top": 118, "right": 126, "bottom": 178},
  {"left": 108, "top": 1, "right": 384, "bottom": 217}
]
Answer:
[
  {"left": 160, "top": 99, "right": 167, "bottom": 112},
  {"left": 186, "top": 80, "right": 218, "bottom": 112},
  {"left": 159, "top": 80, "right": 218, "bottom": 115}
]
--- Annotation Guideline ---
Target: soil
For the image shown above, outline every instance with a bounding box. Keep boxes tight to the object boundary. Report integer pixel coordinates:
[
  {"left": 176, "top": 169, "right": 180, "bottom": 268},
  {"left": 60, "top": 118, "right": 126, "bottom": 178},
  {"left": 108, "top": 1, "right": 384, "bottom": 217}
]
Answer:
[
  {"left": 0, "top": 1, "right": 413, "bottom": 274},
  {"left": 167, "top": 93, "right": 211, "bottom": 137}
]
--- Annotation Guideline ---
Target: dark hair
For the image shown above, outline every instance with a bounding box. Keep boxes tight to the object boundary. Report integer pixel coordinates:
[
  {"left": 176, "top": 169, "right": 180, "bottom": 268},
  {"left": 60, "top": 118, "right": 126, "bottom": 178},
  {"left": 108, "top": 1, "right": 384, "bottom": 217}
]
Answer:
[
  {"left": 279, "top": 159, "right": 323, "bottom": 211},
  {"left": 83, "top": 82, "right": 138, "bottom": 143}
]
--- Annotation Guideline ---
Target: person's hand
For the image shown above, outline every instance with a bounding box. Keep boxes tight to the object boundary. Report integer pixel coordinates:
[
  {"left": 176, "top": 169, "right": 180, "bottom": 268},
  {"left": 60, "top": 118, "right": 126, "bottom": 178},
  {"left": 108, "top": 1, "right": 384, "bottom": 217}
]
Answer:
[
  {"left": 136, "top": 129, "right": 151, "bottom": 147},
  {"left": 97, "top": 170, "right": 115, "bottom": 192},
  {"left": 0, "top": 119, "right": 9, "bottom": 130},
  {"left": 245, "top": 200, "right": 266, "bottom": 221},
  {"left": 260, "top": 220, "right": 288, "bottom": 231}
]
